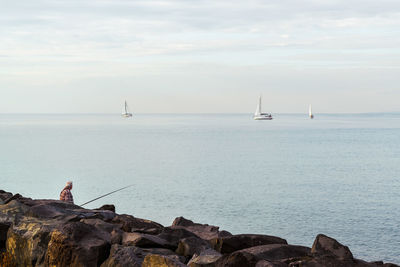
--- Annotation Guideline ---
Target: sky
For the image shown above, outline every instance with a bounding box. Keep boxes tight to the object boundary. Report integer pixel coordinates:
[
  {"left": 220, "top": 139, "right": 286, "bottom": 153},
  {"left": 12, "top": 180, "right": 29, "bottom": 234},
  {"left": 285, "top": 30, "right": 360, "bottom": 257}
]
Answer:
[{"left": 1, "top": 0, "right": 399, "bottom": 113}]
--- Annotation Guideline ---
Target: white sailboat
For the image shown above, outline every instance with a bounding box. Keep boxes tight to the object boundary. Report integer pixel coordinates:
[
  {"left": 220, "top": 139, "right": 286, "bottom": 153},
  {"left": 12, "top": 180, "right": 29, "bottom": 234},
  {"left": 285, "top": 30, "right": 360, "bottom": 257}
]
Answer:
[
  {"left": 309, "top": 104, "right": 314, "bottom": 119},
  {"left": 253, "top": 96, "right": 273, "bottom": 120},
  {"left": 122, "top": 101, "right": 133, "bottom": 118}
]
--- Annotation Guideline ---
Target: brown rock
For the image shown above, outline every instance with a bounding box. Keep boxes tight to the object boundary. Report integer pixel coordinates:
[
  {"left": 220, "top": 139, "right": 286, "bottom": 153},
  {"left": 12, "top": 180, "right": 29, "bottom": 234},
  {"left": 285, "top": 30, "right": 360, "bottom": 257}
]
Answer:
[
  {"left": 158, "top": 227, "right": 200, "bottom": 248},
  {"left": 122, "top": 232, "right": 174, "bottom": 249},
  {"left": 176, "top": 236, "right": 212, "bottom": 257},
  {"left": 100, "top": 244, "right": 143, "bottom": 267},
  {"left": 172, "top": 217, "right": 231, "bottom": 241},
  {"left": 96, "top": 204, "right": 116, "bottom": 213},
  {"left": 214, "top": 234, "right": 288, "bottom": 254},
  {"left": 215, "top": 251, "right": 259, "bottom": 267},
  {"left": 112, "top": 214, "right": 164, "bottom": 234},
  {"left": 44, "top": 222, "right": 111, "bottom": 267},
  {"left": 142, "top": 254, "right": 188, "bottom": 267},
  {"left": 311, "top": 234, "right": 353, "bottom": 260},
  {"left": 187, "top": 248, "right": 222, "bottom": 267}
]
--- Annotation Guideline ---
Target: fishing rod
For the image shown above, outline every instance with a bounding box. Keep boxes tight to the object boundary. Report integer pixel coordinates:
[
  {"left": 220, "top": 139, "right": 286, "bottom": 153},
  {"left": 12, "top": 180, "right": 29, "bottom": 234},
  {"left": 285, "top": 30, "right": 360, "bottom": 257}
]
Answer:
[{"left": 80, "top": 184, "right": 133, "bottom": 207}]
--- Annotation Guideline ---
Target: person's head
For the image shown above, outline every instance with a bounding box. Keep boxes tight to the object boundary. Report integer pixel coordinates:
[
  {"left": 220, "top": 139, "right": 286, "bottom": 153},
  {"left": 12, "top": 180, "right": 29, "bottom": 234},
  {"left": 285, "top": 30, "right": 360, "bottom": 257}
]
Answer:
[{"left": 66, "top": 181, "right": 73, "bottom": 190}]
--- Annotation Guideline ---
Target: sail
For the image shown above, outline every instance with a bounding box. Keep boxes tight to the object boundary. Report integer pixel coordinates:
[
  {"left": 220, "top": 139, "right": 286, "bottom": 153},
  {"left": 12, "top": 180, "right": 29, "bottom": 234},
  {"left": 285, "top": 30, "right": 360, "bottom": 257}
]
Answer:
[
  {"left": 309, "top": 104, "right": 313, "bottom": 117},
  {"left": 124, "top": 101, "right": 130, "bottom": 114},
  {"left": 254, "top": 96, "right": 262, "bottom": 116}
]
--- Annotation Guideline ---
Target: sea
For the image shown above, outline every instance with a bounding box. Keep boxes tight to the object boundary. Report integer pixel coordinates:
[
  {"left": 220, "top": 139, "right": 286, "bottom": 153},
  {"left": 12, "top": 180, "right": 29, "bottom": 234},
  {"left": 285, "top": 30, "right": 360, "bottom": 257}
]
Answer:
[{"left": 1, "top": 113, "right": 399, "bottom": 263}]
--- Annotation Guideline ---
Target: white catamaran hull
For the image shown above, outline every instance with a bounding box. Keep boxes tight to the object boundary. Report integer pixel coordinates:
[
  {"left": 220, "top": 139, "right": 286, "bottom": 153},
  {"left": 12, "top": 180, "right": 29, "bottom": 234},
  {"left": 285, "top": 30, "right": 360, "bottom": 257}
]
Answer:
[{"left": 122, "top": 113, "right": 132, "bottom": 117}]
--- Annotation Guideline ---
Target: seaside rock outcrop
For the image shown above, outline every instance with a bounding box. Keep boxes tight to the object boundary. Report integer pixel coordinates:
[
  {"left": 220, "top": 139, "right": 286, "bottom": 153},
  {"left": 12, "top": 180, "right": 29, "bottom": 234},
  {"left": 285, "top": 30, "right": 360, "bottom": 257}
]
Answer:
[{"left": 0, "top": 189, "right": 398, "bottom": 267}]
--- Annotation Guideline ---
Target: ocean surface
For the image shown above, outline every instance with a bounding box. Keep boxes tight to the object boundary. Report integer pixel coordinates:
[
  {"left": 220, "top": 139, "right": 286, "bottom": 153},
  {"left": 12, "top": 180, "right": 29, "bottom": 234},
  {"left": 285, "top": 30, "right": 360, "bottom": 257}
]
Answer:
[{"left": 1, "top": 113, "right": 399, "bottom": 263}]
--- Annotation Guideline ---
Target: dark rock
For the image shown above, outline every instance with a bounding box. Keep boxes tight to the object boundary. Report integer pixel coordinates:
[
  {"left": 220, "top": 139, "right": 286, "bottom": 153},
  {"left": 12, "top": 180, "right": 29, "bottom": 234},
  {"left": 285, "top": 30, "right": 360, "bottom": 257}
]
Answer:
[
  {"left": 100, "top": 244, "right": 143, "bottom": 267},
  {"left": 214, "top": 234, "right": 288, "bottom": 254},
  {"left": 176, "top": 236, "right": 212, "bottom": 257},
  {"left": 158, "top": 227, "right": 201, "bottom": 248},
  {"left": 112, "top": 214, "right": 164, "bottom": 234},
  {"left": 0, "top": 222, "right": 10, "bottom": 249},
  {"left": 142, "top": 254, "right": 188, "bottom": 267},
  {"left": 3, "top": 194, "right": 23, "bottom": 204},
  {"left": 233, "top": 244, "right": 310, "bottom": 262},
  {"left": 215, "top": 251, "right": 259, "bottom": 267},
  {"left": 256, "top": 259, "right": 288, "bottom": 267},
  {"left": 122, "top": 232, "right": 174, "bottom": 249},
  {"left": 311, "top": 234, "right": 353, "bottom": 260},
  {"left": 96, "top": 204, "right": 116, "bottom": 213},
  {"left": 187, "top": 248, "right": 222, "bottom": 267},
  {"left": 172, "top": 217, "right": 231, "bottom": 241}
]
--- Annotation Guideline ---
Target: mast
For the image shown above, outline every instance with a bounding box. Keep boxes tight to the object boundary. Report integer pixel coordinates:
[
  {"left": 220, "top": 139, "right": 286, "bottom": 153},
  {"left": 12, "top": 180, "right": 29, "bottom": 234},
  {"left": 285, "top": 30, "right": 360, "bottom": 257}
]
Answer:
[
  {"left": 125, "top": 101, "right": 128, "bottom": 114},
  {"left": 255, "top": 96, "right": 261, "bottom": 116}
]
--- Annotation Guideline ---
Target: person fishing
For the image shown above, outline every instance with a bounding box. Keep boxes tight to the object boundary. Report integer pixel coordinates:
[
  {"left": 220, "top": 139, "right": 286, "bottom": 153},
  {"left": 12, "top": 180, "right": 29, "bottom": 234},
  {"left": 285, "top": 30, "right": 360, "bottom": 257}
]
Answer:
[{"left": 60, "top": 181, "right": 74, "bottom": 204}]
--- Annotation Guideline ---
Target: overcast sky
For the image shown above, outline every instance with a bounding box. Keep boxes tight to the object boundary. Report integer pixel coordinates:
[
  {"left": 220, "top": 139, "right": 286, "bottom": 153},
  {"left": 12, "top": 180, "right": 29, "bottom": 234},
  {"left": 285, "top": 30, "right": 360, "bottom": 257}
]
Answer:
[{"left": 1, "top": 0, "right": 399, "bottom": 113}]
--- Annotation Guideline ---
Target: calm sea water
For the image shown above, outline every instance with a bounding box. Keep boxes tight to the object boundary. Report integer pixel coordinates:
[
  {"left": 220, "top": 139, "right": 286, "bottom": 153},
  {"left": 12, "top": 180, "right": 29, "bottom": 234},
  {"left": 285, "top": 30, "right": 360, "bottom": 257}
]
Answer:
[{"left": 1, "top": 113, "right": 399, "bottom": 263}]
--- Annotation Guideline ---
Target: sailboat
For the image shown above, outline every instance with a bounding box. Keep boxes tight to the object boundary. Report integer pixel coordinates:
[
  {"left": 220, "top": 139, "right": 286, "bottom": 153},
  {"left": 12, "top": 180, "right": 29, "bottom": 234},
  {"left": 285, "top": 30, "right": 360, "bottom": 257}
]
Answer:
[
  {"left": 309, "top": 104, "right": 314, "bottom": 119},
  {"left": 122, "top": 101, "right": 133, "bottom": 118},
  {"left": 253, "top": 96, "right": 273, "bottom": 120}
]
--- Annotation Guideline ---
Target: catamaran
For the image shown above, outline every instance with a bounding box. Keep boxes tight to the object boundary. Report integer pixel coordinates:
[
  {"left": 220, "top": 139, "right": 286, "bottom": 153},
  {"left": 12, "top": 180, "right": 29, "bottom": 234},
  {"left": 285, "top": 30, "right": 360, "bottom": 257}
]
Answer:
[
  {"left": 122, "top": 101, "right": 133, "bottom": 118},
  {"left": 253, "top": 96, "right": 273, "bottom": 120},
  {"left": 309, "top": 104, "right": 314, "bottom": 119}
]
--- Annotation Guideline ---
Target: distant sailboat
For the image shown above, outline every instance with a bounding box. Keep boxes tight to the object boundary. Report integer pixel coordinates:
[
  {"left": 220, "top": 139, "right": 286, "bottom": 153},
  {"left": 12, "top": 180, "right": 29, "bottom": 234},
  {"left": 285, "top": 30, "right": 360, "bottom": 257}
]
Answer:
[
  {"left": 122, "top": 101, "right": 133, "bottom": 118},
  {"left": 253, "top": 96, "right": 273, "bottom": 120},
  {"left": 309, "top": 104, "right": 314, "bottom": 119}
]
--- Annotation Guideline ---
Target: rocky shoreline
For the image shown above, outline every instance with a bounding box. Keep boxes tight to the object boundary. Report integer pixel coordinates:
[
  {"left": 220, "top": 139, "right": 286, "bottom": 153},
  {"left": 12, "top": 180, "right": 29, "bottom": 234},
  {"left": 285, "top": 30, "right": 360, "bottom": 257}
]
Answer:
[{"left": 0, "top": 189, "right": 397, "bottom": 267}]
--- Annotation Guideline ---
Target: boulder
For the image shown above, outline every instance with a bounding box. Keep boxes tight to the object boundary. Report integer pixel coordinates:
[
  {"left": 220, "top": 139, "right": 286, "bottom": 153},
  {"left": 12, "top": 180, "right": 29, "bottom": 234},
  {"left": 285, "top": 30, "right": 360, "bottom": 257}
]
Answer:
[
  {"left": 44, "top": 222, "right": 111, "bottom": 267},
  {"left": 142, "top": 254, "right": 188, "bottom": 267},
  {"left": 311, "top": 234, "right": 353, "bottom": 260},
  {"left": 122, "top": 232, "right": 174, "bottom": 249},
  {"left": 100, "top": 244, "right": 144, "bottom": 267},
  {"left": 215, "top": 251, "right": 259, "bottom": 267},
  {"left": 256, "top": 259, "right": 288, "bottom": 267},
  {"left": 176, "top": 236, "right": 212, "bottom": 257},
  {"left": 187, "top": 248, "right": 222, "bottom": 267},
  {"left": 0, "top": 222, "right": 10, "bottom": 249},
  {"left": 158, "top": 227, "right": 201, "bottom": 248},
  {"left": 172, "top": 217, "right": 231, "bottom": 241},
  {"left": 213, "top": 234, "right": 288, "bottom": 254},
  {"left": 112, "top": 214, "right": 164, "bottom": 234},
  {"left": 96, "top": 204, "right": 116, "bottom": 213}
]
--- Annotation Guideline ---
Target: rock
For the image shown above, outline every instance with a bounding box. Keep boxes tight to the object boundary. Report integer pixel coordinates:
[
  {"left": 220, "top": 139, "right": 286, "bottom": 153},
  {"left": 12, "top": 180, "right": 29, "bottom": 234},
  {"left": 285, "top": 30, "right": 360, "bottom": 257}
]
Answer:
[
  {"left": 187, "top": 248, "right": 222, "bottom": 267},
  {"left": 288, "top": 255, "right": 381, "bottom": 267},
  {"left": 44, "top": 222, "right": 111, "bottom": 267},
  {"left": 142, "top": 254, "right": 188, "bottom": 267},
  {"left": 158, "top": 227, "right": 201, "bottom": 249},
  {"left": 112, "top": 214, "right": 164, "bottom": 234},
  {"left": 122, "top": 232, "right": 174, "bottom": 249},
  {"left": 172, "top": 217, "right": 231, "bottom": 241},
  {"left": 100, "top": 244, "right": 144, "bottom": 267},
  {"left": 311, "top": 234, "right": 353, "bottom": 260},
  {"left": 213, "top": 234, "right": 288, "bottom": 254},
  {"left": 0, "top": 190, "right": 397, "bottom": 267},
  {"left": 101, "top": 244, "right": 185, "bottom": 267},
  {"left": 0, "top": 222, "right": 10, "bottom": 249},
  {"left": 96, "top": 204, "right": 116, "bottom": 213},
  {"left": 256, "top": 259, "right": 288, "bottom": 267},
  {"left": 176, "top": 236, "right": 212, "bottom": 257},
  {"left": 215, "top": 251, "right": 259, "bottom": 267}
]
